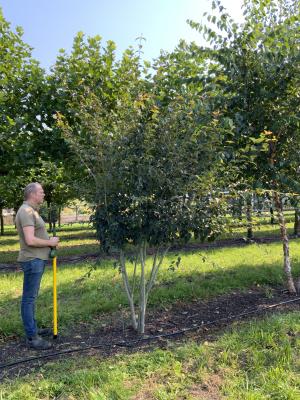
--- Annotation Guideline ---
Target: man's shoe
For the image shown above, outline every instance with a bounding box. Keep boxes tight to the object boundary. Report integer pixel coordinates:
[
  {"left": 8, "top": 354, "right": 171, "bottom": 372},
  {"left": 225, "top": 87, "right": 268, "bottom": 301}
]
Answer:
[
  {"left": 37, "top": 328, "right": 52, "bottom": 337},
  {"left": 26, "top": 335, "right": 52, "bottom": 350}
]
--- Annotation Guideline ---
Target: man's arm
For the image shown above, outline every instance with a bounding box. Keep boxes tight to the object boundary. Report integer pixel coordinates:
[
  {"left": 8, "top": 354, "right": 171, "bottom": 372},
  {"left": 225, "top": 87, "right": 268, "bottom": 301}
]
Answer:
[{"left": 23, "top": 226, "right": 59, "bottom": 248}]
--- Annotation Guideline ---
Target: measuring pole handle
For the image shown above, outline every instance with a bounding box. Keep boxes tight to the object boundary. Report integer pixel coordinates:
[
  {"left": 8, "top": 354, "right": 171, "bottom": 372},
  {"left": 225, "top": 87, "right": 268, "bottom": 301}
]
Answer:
[{"left": 52, "top": 225, "right": 58, "bottom": 338}]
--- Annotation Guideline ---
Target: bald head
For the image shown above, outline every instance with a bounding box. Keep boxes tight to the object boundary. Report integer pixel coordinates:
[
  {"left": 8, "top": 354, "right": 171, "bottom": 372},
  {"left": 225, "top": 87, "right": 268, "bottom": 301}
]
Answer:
[{"left": 24, "top": 182, "right": 45, "bottom": 205}]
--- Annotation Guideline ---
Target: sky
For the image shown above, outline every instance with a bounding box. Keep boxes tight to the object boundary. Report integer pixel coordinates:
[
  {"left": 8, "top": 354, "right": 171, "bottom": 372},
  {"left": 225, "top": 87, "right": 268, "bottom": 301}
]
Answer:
[{"left": 1, "top": 0, "right": 244, "bottom": 70}]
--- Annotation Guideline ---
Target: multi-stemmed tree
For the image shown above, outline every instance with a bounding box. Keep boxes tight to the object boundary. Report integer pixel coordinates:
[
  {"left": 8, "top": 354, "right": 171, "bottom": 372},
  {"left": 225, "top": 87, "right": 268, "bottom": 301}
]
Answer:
[{"left": 57, "top": 33, "right": 226, "bottom": 333}]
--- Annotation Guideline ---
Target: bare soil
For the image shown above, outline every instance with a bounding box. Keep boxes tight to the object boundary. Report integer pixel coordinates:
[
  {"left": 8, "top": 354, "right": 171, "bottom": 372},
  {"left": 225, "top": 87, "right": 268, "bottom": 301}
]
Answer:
[{"left": 0, "top": 286, "right": 299, "bottom": 381}]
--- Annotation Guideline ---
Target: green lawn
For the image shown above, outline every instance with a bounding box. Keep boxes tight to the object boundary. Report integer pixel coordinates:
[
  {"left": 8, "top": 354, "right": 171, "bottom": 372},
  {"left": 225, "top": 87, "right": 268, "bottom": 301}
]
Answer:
[
  {"left": 1, "top": 311, "right": 299, "bottom": 399},
  {"left": 0, "top": 217, "right": 296, "bottom": 264},
  {"left": 220, "top": 212, "right": 295, "bottom": 240}
]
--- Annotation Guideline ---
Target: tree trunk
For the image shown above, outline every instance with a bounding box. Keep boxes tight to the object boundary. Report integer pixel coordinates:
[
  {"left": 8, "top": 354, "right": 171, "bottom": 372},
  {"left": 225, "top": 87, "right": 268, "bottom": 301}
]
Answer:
[
  {"left": 256, "top": 194, "right": 263, "bottom": 217},
  {"left": 0, "top": 208, "right": 4, "bottom": 236},
  {"left": 274, "top": 192, "right": 296, "bottom": 294},
  {"left": 246, "top": 194, "right": 253, "bottom": 240},
  {"left": 293, "top": 208, "right": 300, "bottom": 237},
  {"left": 13, "top": 207, "right": 17, "bottom": 227},
  {"left": 58, "top": 207, "right": 61, "bottom": 227},
  {"left": 270, "top": 206, "right": 275, "bottom": 225},
  {"left": 47, "top": 202, "right": 52, "bottom": 231},
  {"left": 119, "top": 244, "right": 169, "bottom": 334},
  {"left": 268, "top": 140, "right": 295, "bottom": 293},
  {"left": 238, "top": 197, "right": 243, "bottom": 221},
  {"left": 120, "top": 250, "right": 138, "bottom": 331},
  {"left": 138, "top": 242, "right": 147, "bottom": 335}
]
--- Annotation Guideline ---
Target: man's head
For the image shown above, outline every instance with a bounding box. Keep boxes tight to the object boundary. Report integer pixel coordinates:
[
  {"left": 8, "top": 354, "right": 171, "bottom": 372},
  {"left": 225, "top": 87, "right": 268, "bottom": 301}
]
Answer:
[{"left": 24, "top": 182, "right": 45, "bottom": 205}]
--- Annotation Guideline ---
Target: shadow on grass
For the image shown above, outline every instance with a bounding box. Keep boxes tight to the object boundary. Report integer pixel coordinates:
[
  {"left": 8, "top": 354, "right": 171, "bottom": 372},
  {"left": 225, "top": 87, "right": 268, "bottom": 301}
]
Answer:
[
  {"left": 0, "top": 223, "right": 93, "bottom": 237},
  {"left": 1, "top": 255, "right": 299, "bottom": 339},
  {"left": 0, "top": 231, "right": 95, "bottom": 246},
  {"left": 228, "top": 215, "right": 294, "bottom": 226},
  {"left": 56, "top": 243, "right": 99, "bottom": 257},
  {"left": 57, "top": 232, "right": 96, "bottom": 240},
  {"left": 220, "top": 226, "right": 295, "bottom": 240},
  {"left": 0, "top": 238, "right": 19, "bottom": 246},
  {"left": 0, "top": 231, "right": 18, "bottom": 237},
  {"left": 0, "top": 243, "right": 100, "bottom": 264},
  {"left": 1, "top": 220, "right": 299, "bottom": 265},
  {"left": 54, "top": 223, "right": 93, "bottom": 232}
]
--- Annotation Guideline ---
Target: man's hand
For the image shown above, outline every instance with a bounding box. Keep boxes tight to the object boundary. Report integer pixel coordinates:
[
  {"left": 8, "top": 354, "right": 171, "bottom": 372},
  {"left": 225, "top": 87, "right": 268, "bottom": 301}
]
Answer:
[{"left": 49, "top": 236, "right": 59, "bottom": 248}]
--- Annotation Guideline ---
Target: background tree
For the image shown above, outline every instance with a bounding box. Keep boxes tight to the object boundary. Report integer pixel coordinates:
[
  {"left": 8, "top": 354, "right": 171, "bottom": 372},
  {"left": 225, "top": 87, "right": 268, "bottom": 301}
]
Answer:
[
  {"left": 0, "top": 9, "right": 39, "bottom": 212},
  {"left": 189, "top": 0, "right": 300, "bottom": 293}
]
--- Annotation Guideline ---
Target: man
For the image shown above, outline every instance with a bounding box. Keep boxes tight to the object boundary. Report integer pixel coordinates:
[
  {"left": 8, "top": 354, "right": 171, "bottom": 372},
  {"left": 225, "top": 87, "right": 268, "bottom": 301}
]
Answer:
[{"left": 16, "top": 182, "right": 59, "bottom": 350}]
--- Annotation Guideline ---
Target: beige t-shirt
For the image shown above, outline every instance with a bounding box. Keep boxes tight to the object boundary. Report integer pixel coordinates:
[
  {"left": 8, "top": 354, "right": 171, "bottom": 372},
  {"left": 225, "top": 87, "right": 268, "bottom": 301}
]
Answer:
[{"left": 16, "top": 202, "right": 50, "bottom": 262}]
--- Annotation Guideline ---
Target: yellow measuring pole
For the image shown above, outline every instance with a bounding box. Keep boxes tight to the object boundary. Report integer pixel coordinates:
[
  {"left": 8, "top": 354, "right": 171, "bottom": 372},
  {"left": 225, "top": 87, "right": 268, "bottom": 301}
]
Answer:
[{"left": 53, "top": 255, "right": 58, "bottom": 338}]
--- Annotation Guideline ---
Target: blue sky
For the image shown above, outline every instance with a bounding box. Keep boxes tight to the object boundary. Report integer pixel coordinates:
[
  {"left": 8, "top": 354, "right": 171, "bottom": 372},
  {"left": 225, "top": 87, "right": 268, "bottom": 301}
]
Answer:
[{"left": 1, "top": 0, "right": 244, "bottom": 70}]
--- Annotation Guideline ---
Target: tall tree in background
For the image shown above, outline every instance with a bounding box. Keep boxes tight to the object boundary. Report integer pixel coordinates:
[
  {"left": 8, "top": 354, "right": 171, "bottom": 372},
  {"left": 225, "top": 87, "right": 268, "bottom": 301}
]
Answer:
[
  {"left": 0, "top": 8, "right": 76, "bottom": 225},
  {"left": 189, "top": 0, "right": 300, "bottom": 292},
  {"left": 0, "top": 8, "right": 41, "bottom": 216}
]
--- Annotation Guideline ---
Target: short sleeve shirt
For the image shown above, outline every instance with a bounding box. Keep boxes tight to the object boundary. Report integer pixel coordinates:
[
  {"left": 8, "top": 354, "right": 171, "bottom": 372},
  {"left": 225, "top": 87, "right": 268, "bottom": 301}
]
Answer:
[{"left": 16, "top": 202, "right": 50, "bottom": 262}]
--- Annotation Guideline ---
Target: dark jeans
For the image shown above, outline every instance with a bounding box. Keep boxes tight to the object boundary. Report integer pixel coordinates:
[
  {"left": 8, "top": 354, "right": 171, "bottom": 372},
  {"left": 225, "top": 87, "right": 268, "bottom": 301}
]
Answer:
[{"left": 20, "top": 258, "right": 46, "bottom": 338}]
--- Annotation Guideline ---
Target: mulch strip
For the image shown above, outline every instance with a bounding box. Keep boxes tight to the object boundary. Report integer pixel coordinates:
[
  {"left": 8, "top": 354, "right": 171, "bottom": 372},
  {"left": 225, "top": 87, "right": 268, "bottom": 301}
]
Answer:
[{"left": 0, "top": 286, "right": 299, "bottom": 380}]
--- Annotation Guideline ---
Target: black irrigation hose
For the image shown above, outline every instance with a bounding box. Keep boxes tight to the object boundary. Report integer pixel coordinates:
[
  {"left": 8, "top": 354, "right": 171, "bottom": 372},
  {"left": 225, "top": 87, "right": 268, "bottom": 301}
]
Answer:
[{"left": 0, "top": 296, "right": 300, "bottom": 371}]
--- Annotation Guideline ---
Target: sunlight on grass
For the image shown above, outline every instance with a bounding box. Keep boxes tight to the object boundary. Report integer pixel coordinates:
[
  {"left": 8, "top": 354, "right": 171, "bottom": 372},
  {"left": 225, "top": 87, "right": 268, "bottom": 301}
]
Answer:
[
  {"left": 0, "top": 218, "right": 296, "bottom": 264},
  {"left": 1, "top": 240, "right": 300, "bottom": 338}
]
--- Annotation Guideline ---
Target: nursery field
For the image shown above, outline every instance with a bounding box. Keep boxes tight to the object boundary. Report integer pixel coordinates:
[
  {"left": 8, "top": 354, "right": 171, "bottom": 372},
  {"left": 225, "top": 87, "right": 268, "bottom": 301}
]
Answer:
[
  {"left": 0, "top": 212, "right": 296, "bottom": 265},
  {"left": 0, "top": 223, "right": 299, "bottom": 399},
  {"left": 1, "top": 0, "right": 299, "bottom": 397}
]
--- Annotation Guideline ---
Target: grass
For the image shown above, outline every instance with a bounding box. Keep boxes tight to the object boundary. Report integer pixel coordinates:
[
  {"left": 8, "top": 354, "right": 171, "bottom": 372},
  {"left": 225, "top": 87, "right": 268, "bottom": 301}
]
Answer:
[
  {"left": 222, "top": 222, "right": 293, "bottom": 240},
  {"left": 0, "top": 311, "right": 299, "bottom": 399},
  {"left": 1, "top": 239, "right": 300, "bottom": 339},
  {"left": 0, "top": 214, "right": 297, "bottom": 264}
]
